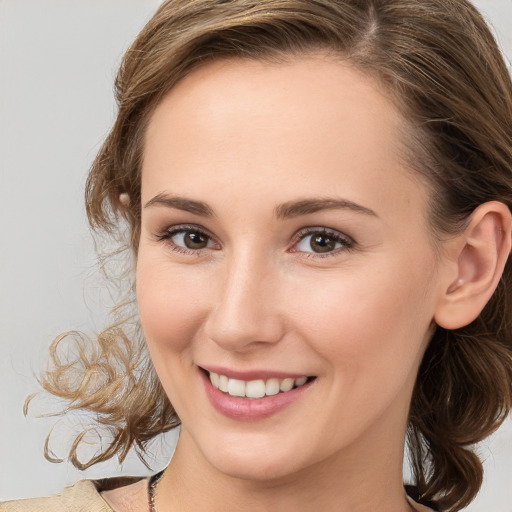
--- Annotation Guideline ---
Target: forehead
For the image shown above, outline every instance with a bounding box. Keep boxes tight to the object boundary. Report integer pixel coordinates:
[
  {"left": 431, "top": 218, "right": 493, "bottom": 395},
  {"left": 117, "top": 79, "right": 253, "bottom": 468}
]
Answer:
[{"left": 142, "top": 55, "right": 425, "bottom": 219}]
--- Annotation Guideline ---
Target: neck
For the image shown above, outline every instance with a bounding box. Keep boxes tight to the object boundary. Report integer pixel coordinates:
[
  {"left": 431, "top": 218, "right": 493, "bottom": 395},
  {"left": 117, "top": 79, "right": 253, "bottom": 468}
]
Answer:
[{"left": 156, "top": 421, "right": 414, "bottom": 512}]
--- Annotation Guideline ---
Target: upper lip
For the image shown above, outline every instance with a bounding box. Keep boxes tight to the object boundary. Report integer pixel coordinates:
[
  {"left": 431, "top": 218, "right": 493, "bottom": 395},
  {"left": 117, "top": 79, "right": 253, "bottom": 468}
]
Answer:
[{"left": 200, "top": 365, "right": 311, "bottom": 381}]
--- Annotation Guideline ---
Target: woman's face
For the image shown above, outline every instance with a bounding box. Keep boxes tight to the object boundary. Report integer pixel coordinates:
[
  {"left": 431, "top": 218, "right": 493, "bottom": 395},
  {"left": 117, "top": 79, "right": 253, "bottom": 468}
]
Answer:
[{"left": 137, "top": 56, "right": 449, "bottom": 481}]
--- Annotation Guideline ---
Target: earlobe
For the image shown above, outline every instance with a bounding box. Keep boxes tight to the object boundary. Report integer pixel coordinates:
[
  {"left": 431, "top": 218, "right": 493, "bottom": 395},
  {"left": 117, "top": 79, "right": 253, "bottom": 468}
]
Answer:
[
  {"left": 435, "top": 201, "right": 512, "bottom": 330},
  {"left": 119, "top": 192, "right": 130, "bottom": 207}
]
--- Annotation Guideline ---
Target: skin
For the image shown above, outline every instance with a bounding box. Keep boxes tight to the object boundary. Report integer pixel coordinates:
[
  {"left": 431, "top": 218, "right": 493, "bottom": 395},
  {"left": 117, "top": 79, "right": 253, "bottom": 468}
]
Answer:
[
  {"left": 131, "top": 55, "right": 445, "bottom": 512},
  {"left": 103, "top": 55, "right": 510, "bottom": 512}
]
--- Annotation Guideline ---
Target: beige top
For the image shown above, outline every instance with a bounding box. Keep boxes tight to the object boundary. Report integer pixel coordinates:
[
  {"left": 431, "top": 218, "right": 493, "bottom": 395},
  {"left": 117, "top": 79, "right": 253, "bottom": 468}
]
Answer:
[
  {"left": 0, "top": 477, "right": 143, "bottom": 512},
  {"left": 0, "top": 478, "right": 436, "bottom": 512}
]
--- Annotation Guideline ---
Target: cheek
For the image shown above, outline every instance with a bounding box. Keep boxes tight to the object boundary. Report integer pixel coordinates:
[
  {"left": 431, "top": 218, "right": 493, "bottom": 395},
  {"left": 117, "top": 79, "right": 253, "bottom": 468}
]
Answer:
[
  {"left": 136, "top": 254, "right": 209, "bottom": 354},
  {"left": 289, "top": 255, "right": 437, "bottom": 382},
  {"left": 135, "top": 253, "right": 213, "bottom": 412}
]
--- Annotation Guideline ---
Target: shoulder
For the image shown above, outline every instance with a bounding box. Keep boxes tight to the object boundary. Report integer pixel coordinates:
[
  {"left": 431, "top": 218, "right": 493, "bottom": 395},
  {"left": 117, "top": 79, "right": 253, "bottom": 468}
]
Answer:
[
  {"left": 98, "top": 477, "right": 149, "bottom": 512},
  {"left": 0, "top": 480, "right": 110, "bottom": 512},
  {"left": 0, "top": 477, "right": 148, "bottom": 512}
]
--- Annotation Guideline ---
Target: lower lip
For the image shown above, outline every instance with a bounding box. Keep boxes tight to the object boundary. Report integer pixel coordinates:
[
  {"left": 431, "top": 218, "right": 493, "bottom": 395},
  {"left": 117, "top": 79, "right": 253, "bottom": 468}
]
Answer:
[{"left": 200, "top": 370, "right": 314, "bottom": 421}]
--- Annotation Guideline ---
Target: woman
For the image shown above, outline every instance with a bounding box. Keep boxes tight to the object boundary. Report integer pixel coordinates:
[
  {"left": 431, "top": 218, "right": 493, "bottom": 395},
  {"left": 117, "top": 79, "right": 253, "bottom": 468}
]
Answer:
[{"left": 2, "top": 1, "right": 512, "bottom": 511}]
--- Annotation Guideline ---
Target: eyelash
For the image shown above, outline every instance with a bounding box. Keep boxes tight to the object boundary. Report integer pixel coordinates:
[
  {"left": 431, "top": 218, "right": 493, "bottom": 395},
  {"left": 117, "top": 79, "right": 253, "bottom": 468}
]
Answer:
[
  {"left": 155, "top": 224, "right": 218, "bottom": 256},
  {"left": 155, "top": 224, "right": 355, "bottom": 258},
  {"left": 290, "top": 227, "right": 355, "bottom": 258}
]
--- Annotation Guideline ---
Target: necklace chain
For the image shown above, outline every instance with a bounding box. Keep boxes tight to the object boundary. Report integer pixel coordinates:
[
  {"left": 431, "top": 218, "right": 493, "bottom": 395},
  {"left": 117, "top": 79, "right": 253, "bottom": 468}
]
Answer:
[{"left": 148, "top": 471, "right": 164, "bottom": 512}]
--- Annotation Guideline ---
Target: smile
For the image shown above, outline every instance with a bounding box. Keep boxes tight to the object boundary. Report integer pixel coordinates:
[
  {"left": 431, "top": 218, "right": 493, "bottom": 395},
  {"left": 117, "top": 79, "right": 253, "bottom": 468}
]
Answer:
[
  {"left": 208, "top": 372, "right": 309, "bottom": 399},
  {"left": 200, "top": 367, "right": 316, "bottom": 420}
]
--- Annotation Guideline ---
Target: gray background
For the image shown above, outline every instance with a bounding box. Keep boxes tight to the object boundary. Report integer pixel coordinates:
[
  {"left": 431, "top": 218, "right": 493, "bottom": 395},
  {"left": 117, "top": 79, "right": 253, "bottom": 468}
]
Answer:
[{"left": 1, "top": 1, "right": 511, "bottom": 509}]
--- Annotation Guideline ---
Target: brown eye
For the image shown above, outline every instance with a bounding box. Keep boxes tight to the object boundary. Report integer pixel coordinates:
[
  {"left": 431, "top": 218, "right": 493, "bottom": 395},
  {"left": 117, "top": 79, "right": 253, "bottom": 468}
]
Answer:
[
  {"left": 294, "top": 228, "right": 353, "bottom": 255},
  {"left": 159, "top": 226, "right": 216, "bottom": 253},
  {"left": 310, "top": 234, "right": 336, "bottom": 253},
  {"left": 183, "top": 231, "right": 209, "bottom": 249}
]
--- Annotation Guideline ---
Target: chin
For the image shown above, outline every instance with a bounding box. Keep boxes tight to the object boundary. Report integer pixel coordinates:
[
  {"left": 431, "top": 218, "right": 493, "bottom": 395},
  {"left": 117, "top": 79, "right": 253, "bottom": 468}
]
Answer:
[
  {"left": 198, "top": 432, "right": 309, "bottom": 482},
  {"left": 211, "top": 453, "right": 302, "bottom": 483}
]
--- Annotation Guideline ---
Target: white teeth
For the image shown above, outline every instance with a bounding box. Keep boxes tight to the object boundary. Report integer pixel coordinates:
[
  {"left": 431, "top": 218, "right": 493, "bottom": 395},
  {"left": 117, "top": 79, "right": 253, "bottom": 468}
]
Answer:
[
  {"left": 295, "top": 376, "right": 307, "bottom": 387},
  {"left": 280, "top": 378, "right": 294, "bottom": 392},
  {"left": 228, "top": 378, "right": 246, "bottom": 397},
  {"left": 208, "top": 372, "right": 310, "bottom": 398},
  {"left": 210, "top": 372, "right": 220, "bottom": 388},
  {"left": 246, "top": 380, "right": 266, "bottom": 399},
  {"left": 218, "top": 374, "right": 229, "bottom": 392},
  {"left": 265, "top": 378, "right": 280, "bottom": 396}
]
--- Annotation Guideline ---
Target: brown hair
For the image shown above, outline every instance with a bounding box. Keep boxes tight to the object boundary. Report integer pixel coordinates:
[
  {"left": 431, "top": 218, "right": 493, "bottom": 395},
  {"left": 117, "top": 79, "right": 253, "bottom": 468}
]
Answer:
[{"left": 39, "top": 1, "right": 512, "bottom": 510}]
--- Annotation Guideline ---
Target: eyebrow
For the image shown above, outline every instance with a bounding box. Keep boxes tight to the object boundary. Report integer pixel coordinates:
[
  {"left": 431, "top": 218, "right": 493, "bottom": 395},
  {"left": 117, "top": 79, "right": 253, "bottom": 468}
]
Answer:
[
  {"left": 143, "top": 193, "right": 378, "bottom": 219},
  {"left": 274, "top": 198, "right": 378, "bottom": 219},
  {"left": 144, "top": 193, "right": 215, "bottom": 217}
]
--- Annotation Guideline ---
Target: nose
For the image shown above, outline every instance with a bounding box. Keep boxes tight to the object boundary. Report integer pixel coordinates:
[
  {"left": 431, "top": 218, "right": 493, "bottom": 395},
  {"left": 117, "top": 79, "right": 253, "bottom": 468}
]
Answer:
[{"left": 204, "top": 251, "right": 286, "bottom": 352}]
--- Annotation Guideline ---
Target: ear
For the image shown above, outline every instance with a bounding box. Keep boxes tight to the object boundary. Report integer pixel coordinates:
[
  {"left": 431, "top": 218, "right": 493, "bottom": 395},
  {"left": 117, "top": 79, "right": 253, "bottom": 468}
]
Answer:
[
  {"left": 119, "top": 192, "right": 130, "bottom": 207},
  {"left": 434, "top": 201, "right": 512, "bottom": 330}
]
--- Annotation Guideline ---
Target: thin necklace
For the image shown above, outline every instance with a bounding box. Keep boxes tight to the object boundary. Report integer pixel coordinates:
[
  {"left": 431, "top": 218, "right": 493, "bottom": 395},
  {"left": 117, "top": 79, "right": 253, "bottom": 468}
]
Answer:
[{"left": 148, "top": 470, "right": 164, "bottom": 512}]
